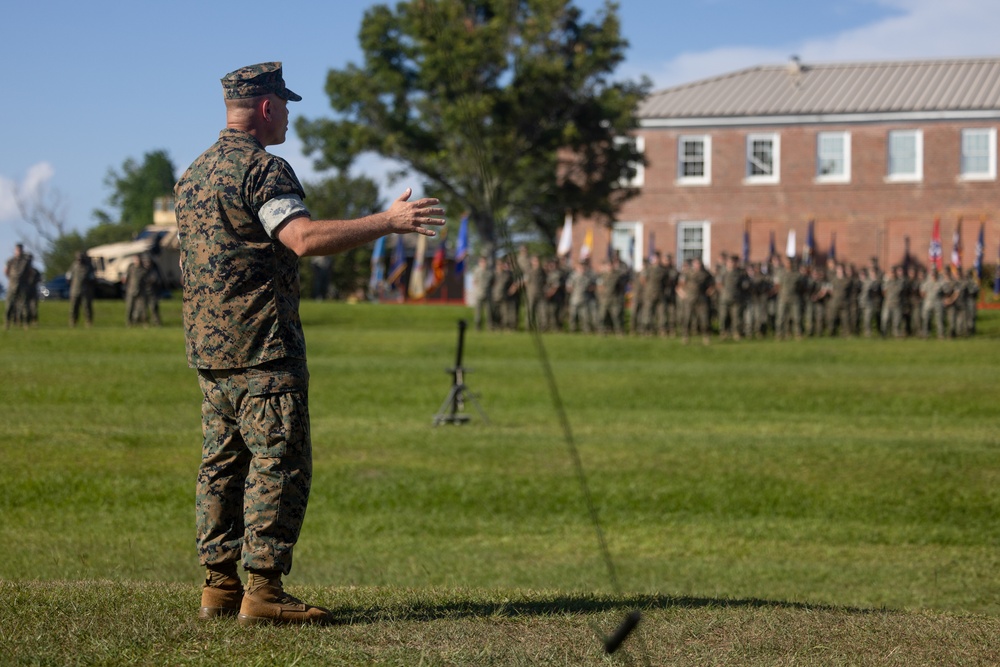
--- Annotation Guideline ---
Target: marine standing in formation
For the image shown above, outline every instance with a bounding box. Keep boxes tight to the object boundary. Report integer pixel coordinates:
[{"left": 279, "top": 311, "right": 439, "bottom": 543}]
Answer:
[
  {"left": 68, "top": 251, "right": 96, "bottom": 327},
  {"left": 174, "top": 62, "right": 444, "bottom": 626}
]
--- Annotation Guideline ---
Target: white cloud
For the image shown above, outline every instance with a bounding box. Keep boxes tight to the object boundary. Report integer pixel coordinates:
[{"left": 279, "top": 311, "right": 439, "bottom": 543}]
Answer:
[
  {"left": 0, "top": 176, "right": 17, "bottom": 222},
  {"left": 0, "top": 161, "right": 56, "bottom": 224},
  {"left": 646, "top": 0, "right": 1000, "bottom": 89},
  {"left": 23, "top": 162, "right": 55, "bottom": 196}
]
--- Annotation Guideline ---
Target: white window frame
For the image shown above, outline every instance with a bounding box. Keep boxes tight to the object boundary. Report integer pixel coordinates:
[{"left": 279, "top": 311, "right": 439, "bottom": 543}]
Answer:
[
  {"left": 615, "top": 135, "right": 645, "bottom": 188},
  {"left": 816, "top": 131, "right": 851, "bottom": 183},
  {"left": 959, "top": 128, "right": 997, "bottom": 181},
  {"left": 887, "top": 129, "right": 923, "bottom": 182},
  {"left": 677, "top": 134, "right": 711, "bottom": 185},
  {"left": 745, "top": 133, "right": 780, "bottom": 184},
  {"left": 611, "top": 221, "right": 642, "bottom": 270},
  {"left": 677, "top": 221, "right": 711, "bottom": 266}
]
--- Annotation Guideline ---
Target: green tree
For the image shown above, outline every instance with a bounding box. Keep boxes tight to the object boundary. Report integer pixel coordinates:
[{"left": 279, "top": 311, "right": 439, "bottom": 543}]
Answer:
[
  {"left": 296, "top": 0, "right": 649, "bottom": 255},
  {"left": 94, "top": 150, "right": 176, "bottom": 231},
  {"left": 300, "top": 173, "right": 384, "bottom": 299}
]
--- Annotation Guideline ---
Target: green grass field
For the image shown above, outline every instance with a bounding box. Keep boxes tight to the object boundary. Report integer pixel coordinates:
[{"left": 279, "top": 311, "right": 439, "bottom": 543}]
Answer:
[{"left": 2, "top": 298, "right": 999, "bottom": 665}]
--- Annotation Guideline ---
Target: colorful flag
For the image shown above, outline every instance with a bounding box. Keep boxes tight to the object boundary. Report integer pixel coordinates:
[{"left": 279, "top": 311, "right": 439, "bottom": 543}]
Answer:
[
  {"left": 742, "top": 219, "right": 750, "bottom": 265},
  {"left": 557, "top": 213, "right": 573, "bottom": 257},
  {"left": 387, "top": 234, "right": 407, "bottom": 287},
  {"left": 369, "top": 235, "right": 386, "bottom": 295},
  {"left": 951, "top": 218, "right": 963, "bottom": 269},
  {"left": 408, "top": 233, "right": 427, "bottom": 299},
  {"left": 785, "top": 229, "right": 796, "bottom": 259},
  {"left": 830, "top": 232, "right": 837, "bottom": 262},
  {"left": 804, "top": 219, "right": 815, "bottom": 265},
  {"left": 429, "top": 239, "right": 447, "bottom": 292},
  {"left": 768, "top": 231, "right": 776, "bottom": 259},
  {"left": 975, "top": 221, "right": 985, "bottom": 280},
  {"left": 995, "top": 244, "right": 1000, "bottom": 295},
  {"left": 581, "top": 227, "right": 593, "bottom": 261},
  {"left": 454, "top": 214, "right": 469, "bottom": 275},
  {"left": 929, "top": 218, "right": 942, "bottom": 271}
]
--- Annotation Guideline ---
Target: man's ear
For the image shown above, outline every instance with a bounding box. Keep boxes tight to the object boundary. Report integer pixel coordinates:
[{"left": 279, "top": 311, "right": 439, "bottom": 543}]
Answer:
[{"left": 260, "top": 97, "right": 272, "bottom": 122}]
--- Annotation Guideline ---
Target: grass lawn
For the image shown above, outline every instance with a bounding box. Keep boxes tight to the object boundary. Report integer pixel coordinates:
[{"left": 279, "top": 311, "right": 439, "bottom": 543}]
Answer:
[{"left": 1, "top": 297, "right": 999, "bottom": 665}]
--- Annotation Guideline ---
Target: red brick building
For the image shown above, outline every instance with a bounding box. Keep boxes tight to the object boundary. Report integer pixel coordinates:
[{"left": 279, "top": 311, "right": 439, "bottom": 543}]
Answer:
[{"left": 577, "top": 57, "right": 1000, "bottom": 272}]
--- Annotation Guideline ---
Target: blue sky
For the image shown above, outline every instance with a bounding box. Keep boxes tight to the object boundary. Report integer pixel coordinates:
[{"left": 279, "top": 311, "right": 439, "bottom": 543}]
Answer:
[{"left": 2, "top": 0, "right": 999, "bottom": 272}]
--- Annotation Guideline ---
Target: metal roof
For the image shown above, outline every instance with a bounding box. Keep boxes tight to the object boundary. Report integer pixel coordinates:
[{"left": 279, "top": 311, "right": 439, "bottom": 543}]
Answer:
[{"left": 638, "top": 57, "right": 1000, "bottom": 121}]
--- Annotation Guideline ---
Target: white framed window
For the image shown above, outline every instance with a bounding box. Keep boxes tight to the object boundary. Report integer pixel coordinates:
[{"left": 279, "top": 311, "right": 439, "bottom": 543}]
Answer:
[
  {"left": 677, "top": 135, "right": 711, "bottom": 185},
  {"left": 960, "top": 128, "right": 997, "bottom": 180},
  {"left": 887, "top": 129, "right": 923, "bottom": 181},
  {"left": 816, "top": 131, "right": 851, "bottom": 183},
  {"left": 611, "top": 221, "right": 642, "bottom": 270},
  {"left": 745, "top": 133, "right": 780, "bottom": 184},
  {"left": 615, "top": 135, "right": 645, "bottom": 188},
  {"left": 677, "top": 221, "right": 711, "bottom": 266}
]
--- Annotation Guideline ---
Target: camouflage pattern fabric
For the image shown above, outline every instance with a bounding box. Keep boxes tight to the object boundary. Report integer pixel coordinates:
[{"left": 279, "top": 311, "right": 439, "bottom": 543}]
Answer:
[
  {"left": 175, "top": 129, "right": 307, "bottom": 370},
  {"left": 196, "top": 359, "right": 311, "bottom": 574},
  {"left": 176, "top": 127, "right": 313, "bottom": 575}
]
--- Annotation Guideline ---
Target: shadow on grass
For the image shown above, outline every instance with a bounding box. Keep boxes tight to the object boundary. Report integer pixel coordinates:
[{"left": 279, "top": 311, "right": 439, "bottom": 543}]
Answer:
[{"left": 329, "top": 593, "right": 885, "bottom": 625}]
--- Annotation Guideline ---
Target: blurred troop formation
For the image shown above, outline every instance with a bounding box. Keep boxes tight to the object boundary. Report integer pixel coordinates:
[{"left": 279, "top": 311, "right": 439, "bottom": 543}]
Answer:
[
  {"left": 3, "top": 244, "right": 164, "bottom": 330},
  {"left": 469, "top": 245, "right": 984, "bottom": 343}
]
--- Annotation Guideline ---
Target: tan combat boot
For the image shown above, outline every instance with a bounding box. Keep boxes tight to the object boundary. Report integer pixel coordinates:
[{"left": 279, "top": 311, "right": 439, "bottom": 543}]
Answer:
[
  {"left": 199, "top": 563, "right": 244, "bottom": 619},
  {"left": 237, "top": 571, "right": 334, "bottom": 626}
]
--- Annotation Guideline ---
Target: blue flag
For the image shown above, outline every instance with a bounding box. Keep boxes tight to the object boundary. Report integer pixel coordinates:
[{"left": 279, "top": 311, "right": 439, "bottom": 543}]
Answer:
[
  {"left": 454, "top": 215, "right": 469, "bottom": 275},
  {"left": 975, "top": 222, "right": 984, "bottom": 280},
  {"left": 369, "top": 235, "right": 386, "bottom": 295},
  {"left": 387, "top": 234, "right": 407, "bottom": 287},
  {"left": 805, "top": 220, "right": 815, "bottom": 265},
  {"left": 742, "top": 222, "right": 750, "bottom": 265},
  {"left": 995, "top": 246, "right": 1000, "bottom": 295},
  {"left": 768, "top": 231, "right": 776, "bottom": 260}
]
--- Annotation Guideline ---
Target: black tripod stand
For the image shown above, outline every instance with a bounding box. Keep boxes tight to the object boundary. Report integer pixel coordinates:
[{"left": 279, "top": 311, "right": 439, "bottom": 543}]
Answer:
[{"left": 433, "top": 319, "right": 488, "bottom": 425}]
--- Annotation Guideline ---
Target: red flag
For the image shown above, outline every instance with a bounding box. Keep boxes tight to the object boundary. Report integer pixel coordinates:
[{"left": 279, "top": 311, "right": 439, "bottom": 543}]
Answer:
[
  {"left": 430, "top": 241, "right": 446, "bottom": 290},
  {"left": 929, "top": 218, "right": 942, "bottom": 271}
]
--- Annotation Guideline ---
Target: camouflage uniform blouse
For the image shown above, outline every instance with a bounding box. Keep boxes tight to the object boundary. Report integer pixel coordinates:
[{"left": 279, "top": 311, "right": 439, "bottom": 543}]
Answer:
[{"left": 175, "top": 129, "right": 308, "bottom": 369}]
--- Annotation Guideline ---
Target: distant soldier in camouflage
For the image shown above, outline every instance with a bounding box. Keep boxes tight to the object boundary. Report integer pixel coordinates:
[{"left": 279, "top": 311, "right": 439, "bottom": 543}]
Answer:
[
  {"left": 123, "top": 256, "right": 145, "bottom": 326},
  {"left": 4, "top": 243, "right": 30, "bottom": 329},
  {"left": 773, "top": 256, "right": 802, "bottom": 340},
  {"left": 638, "top": 251, "right": 665, "bottom": 335},
  {"left": 470, "top": 255, "right": 493, "bottom": 331},
  {"left": 68, "top": 251, "right": 96, "bottom": 327},
  {"left": 175, "top": 62, "right": 444, "bottom": 626},
  {"left": 717, "top": 254, "right": 748, "bottom": 340},
  {"left": 566, "top": 258, "right": 594, "bottom": 333},
  {"left": 542, "top": 257, "right": 565, "bottom": 332},
  {"left": 919, "top": 266, "right": 946, "bottom": 339},
  {"left": 964, "top": 268, "right": 980, "bottom": 335},
  {"left": 881, "top": 265, "right": 906, "bottom": 338}
]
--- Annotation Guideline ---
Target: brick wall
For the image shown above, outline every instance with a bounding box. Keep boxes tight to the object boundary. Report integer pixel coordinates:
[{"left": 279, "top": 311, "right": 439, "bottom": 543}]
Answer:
[{"left": 575, "top": 120, "right": 1000, "bottom": 271}]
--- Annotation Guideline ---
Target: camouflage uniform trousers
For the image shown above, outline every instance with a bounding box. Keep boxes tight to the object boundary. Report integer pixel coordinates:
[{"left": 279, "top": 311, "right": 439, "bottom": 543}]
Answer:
[{"left": 196, "top": 358, "right": 312, "bottom": 575}]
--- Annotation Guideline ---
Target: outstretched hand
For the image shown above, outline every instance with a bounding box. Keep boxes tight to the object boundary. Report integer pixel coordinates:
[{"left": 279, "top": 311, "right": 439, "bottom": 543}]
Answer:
[{"left": 388, "top": 188, "right": 446, "bottom": 236}]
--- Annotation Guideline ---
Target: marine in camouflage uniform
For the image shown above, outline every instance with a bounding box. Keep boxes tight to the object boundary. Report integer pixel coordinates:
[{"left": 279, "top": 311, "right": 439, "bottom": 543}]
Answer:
[
  {"left": 175, "top": 62, "right": 443, "bottom": 625},
  {"left": 68, "top": 251, "right": 96, "bottom": 327},
  {"left": 717, "top": 254, "right": 748, "bottom": 340},
  {"left": 881, "top": 266, "right": 906, "bottom": 338},
  {"left": 4, "top": 243, "right": 30, "bottom": 329},
  {"left": 919, "top": 266, "right": 946, "bottom": 339}
]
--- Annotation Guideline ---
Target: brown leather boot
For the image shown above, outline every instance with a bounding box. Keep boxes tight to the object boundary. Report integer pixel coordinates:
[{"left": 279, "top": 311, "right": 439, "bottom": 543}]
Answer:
[
  {"left": 199, "top": 563, "right": 244, "bottom": 619},
  {"left": 237, "top": 571, "right": 334, "bottom": 626}
]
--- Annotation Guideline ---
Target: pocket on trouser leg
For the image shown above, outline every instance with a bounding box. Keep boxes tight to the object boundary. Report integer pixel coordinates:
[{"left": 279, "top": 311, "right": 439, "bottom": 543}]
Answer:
[{"left": 240, "top": 372, "right": 312, "bottom": 573}]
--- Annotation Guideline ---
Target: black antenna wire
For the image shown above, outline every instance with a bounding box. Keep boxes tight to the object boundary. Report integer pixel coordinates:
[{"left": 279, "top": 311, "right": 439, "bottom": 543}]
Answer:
[{"left": 421, "top": 3, "right": 648, "bottom": 660}]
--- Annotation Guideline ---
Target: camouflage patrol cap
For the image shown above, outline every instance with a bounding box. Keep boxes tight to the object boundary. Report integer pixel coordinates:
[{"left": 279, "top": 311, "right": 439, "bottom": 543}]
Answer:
[{"left": 221, "top": 62, "right": 302, "bottom": 102}]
